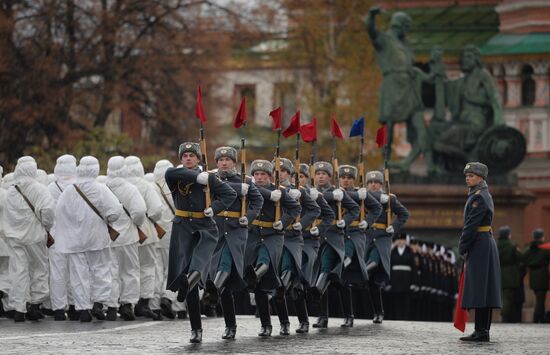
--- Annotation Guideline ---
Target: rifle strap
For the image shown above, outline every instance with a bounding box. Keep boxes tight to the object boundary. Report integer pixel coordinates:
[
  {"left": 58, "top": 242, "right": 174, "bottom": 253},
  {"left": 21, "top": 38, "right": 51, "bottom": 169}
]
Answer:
[
  {"left": 73, "top": 184, "right": 108, "bottom": 224},
  {"left": 14, "top": 185, "right": 47, "bottom": 228},
  {"left": 55, "top": 181, "right": 63, "bottom": 193},
  {"left": 156, "top": 182, "right": 175, "bottom": 215}
]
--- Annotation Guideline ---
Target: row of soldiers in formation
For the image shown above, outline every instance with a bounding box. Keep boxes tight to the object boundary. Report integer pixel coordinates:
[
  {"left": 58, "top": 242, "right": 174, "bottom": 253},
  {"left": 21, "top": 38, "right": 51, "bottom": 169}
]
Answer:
[{"left": 0, "top": 142, "right": 417, "bottom": 343}]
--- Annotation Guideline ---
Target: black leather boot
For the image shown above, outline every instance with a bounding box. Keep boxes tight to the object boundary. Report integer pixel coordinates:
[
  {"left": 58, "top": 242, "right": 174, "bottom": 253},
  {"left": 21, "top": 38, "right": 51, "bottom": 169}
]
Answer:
[
  {"left": 14, "top": 311, "right": 25, "bottom": 322},
  {"left": 341, "top": 316, "right": 354, "bottom": 328},
  {"left": 258, "top": 325, "right": 273, "bottom": 337},
  {"left": 176, "top": 274, "right": 189, "bottom": 302},
  {"left": 160, "top": 297, "right": 175, "bottom": 319},
  {"left": 279, "top": 321, "right": 291, "bottom": 336},
  {"left": 26, "top": 304, "right": 44, "bottom": 321},
  {"left": 461, "top": 308, "right": 490, "bottom": 342},
  {"left": 369, "top": 286, "right": 384, "bottom": 324},
  {"left": 312, "top": 316, "right": 328, "bottom": 328},
  {"left": 296, "top": 321, "right": 309, "bottom": 333},
  {"left": 67, "top": 305, "right": 80, "bottom": 321},
  {"left": 245, "top": 263, "right": 269, "bottom": 290},
  {"left": 119, "top": 303, "right": 136, "bottom": 321},
  {"left": 135, "top": 298, "right": 155, "bottom": 318},
  {"left": 189, "top": 329, "right": 203, "bottom": 343},
  {"left": 310, "top": 273, "right": 331, "bottom": 300},
  {"left": 54, "top": 309, "right": 67, "bottom": 321},
  {"left": 460, "top": 330, "right": 490, "bottom": 342},
  {"left": 222, "top": 325, "right": 237, "bottom": 339},
  {"left": 177, "top": 310, "right": 187, "bottom": 319},
  {"left": 106, "top": 307, "right": 118, "bottom": 321},
  {"left": 152, "top": 309, "right": 163, "bottom": 321},
  {"left": 204, "top": 271, "right": 230, "bottom": 306},
  {"left": 280, "top": 270, "right": 293, "bottom": 292},
  {"left": 80, "top": 309, "right": 92, "bottom": 322},
  {"left": 91, "top": 302, "right": 106, "bottom": 320}
]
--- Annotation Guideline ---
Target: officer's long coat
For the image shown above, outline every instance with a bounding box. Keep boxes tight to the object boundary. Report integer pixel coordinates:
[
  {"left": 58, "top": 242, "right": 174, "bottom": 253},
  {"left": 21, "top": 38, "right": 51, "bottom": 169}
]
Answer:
[
  {"left": 245, "top": 183, "right": 301, "bottom": 292},
  {"left": 164, "top": 167, "right": 237, "bottom": 291},
  {"left": 366, "top": 190, "right": 409, "bottom": 285},
  {"left": 458, "top": 182, "right": 502, "bottom": 309},
  {"left": 211, "top": 173, "right": 263, "bottom": 291}
]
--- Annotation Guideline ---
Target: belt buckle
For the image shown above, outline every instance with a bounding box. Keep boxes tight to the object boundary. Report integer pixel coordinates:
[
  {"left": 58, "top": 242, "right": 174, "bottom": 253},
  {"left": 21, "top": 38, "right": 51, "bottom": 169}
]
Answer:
[
  {"left": 187, "top": 211, "right": 193, "bottom": 218},
  {"left": 223, "top": 211, "right": 228, "bottom": 217}
]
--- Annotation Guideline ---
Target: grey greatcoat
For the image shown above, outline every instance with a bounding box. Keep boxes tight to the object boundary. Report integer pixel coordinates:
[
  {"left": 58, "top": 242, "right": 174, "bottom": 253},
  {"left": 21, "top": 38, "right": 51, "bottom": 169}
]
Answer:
[
  {"left": 283, "top": 185, "right": 320, "bottom": 284},
  {"left": 164, "top": 167, "right": 237, "bottom": 291},
  {"left": 245, "top": 184, "right": 301, "bottom": 291},
  {"left": 458, "top": 182, "right": 502, "bottom": 309},
  {"left": 342, "top": 189, "right": 382, "bottom": 284},
  {"left": 365, "top": 190, "right": 409, "bottom": 285},
  {"left": 313, "top": 185, "right": 360, "bottom": 278},
  {"left": 211, "top": 173, "right": 263, "bottom": 291},
  {"left": 301, "top": 191, "right": 335, "bottom": 286}
]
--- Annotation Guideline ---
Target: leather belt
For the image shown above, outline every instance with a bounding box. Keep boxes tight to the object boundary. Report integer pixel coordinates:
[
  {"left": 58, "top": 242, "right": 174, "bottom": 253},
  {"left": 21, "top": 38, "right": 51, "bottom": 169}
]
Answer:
[
  {"left": 372, "top": 223, "right": 387, "bottom": 230},
  {"left": 305, "top": 219, "right": 322, "bottom": 231},
  {"left": 216, "top": 211, "right": 241, "bottom": 218},
  {"left": 252, "top": 220, "right": 274, "bottom": 228},
  {"left": 477, "top": 226, "right": 492, "bottom": 232},
  {"left": 350, "top": 221, "right": 360, "bottom": 227},
  {"left": 175, "top": 209, "right": 206, "bottom": 218}
]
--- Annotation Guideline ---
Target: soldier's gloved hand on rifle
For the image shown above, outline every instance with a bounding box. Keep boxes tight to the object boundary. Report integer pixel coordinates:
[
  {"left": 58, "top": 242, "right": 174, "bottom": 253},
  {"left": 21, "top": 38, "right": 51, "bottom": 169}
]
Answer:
[
  {"left": 310, "top": 226, "right": 319, "bottom": 236},
  {"left": 358, "top": 188, "right": 367, "bottom": 200},
  {"left": 333, "top": 189, "right": 344, "bottom": 202},
  {"left": 292, "top": 222, "right": 302, "bottom": 231},
  {"left": 196, "top": 172, "right": 209, "bottom": 185},
  {"left": 241, "top": 183, "right": 250, "bottom": 196},
  {"left": 380, "top": 193, "right": 389, "bottom": 204},
  {"left": 386, "top": 225, "right": 394, "bottom": 234},
  {"left": 270, "top": 189, "right": 282, "bottom": 202},
  {"left": 239, "top": 216, "right": 248, "bottom": 226},
  {"left": 358, "top": 220, "right": 368, "bottom": 230},
  {"left": 204, "top": 207, "right": 214, "bottom": 217},
  {"left": 273, "top": 220, "right": 283, "bottom": 231},
  {"left": 288, "top": 188, "right": 301, "bottom": 201},
  {"left": 336, "top": 219, "right": 346, "bottom": 228},
  {"left": 309, "top": 187, "right": 319, "bottom": 200}
]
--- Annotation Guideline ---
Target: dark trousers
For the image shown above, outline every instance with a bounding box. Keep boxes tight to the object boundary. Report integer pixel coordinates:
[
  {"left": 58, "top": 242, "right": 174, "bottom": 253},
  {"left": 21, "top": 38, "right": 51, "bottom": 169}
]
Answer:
[
  {"left": 187, "top": 286, "right": 201, "bottom": 330},
  {"left": 534, "top": 290, "right": 547, "bottom": 323},
  {"left": 255, "top": 291, "right": 271, "bottom": 326},
  {"left": 336, "top": 283, "right": 353, "bottom": 317},
  {"left": 220, "top": 288, "right": 236, "bottom": 327},
  {"left": 391, "top": 292, "right": 411, "bottom": 320},
  {"left": 474, "top": 307, "right": 492, "bottom": 331},
  {"left": 294, "top": 289, "right": 309, "bottom": 324}
]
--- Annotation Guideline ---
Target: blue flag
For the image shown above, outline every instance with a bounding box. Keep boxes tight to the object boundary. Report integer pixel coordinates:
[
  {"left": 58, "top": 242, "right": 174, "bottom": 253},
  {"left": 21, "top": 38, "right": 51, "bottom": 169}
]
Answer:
[{"left": 349, "top": 116, "right": 364, "bottom": 137}]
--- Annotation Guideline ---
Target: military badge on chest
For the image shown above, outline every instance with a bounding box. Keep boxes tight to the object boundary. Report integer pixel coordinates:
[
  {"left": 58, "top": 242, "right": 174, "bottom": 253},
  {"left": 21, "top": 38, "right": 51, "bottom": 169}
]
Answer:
[{"left": 178, "top": 181, "right": 194, "bottom": 197}]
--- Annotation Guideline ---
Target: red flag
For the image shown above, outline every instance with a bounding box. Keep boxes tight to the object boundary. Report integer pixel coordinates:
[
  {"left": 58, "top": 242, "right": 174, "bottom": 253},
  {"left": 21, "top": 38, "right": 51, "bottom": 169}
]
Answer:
[
  {"left": 330, "top": 113, "right": 344, "bottom": 139},
  {"left": 300, "top": 118, "right": 317, "bottom": 142},
  {"left": 376, "top": 125, "right": 387, "bottom": 148},
  {"left": 195, "top": 86, "right": 207, "bottom": 123},
  {"left": 233, "top": 96, "right": 246, "bottom": 128},
  {"left": 540, "top": 242, "right": 550, "bottom": 250},
  {"left": 454, "top": 264, "right": 468, "bottom": 332},
  {"left": 282, "top": 111, "right": 301, "bottom": 138},
  {"left": 269, "top": 107, "right": 282, "bottom": 131}
]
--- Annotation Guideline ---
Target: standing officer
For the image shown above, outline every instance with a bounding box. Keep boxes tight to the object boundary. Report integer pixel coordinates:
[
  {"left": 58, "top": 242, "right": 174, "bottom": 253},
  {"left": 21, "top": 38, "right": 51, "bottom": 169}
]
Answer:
[
  {"left": 206, "top": 146, "right": 263, "bottom": 339},
  {"left": 459, "top": 162, "right": 502, "bottom": 342},
  {"left": 243, "top": 160, "right": 301, "bottom": 337},
  {"left": 389, "top": 233, "right": 415, "bottom": 320},
  {"left": 337, "top": 165, "right": 382, "bottom": 327},
  {"left": 364, "top": 170, "right": 409, "bottom": 324},
  {"left": 523, "top": 228, "right": 550, "bottom": 323},
  {"left": 165, "top": 142, "right": 237, "bottom": 343},
  {"left": 497, "top": 226, "right": 523, "bottom": 323}
]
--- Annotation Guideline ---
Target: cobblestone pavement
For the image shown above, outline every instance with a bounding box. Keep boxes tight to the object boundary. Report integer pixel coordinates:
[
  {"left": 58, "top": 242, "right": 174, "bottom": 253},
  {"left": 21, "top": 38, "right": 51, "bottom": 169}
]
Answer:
[{"left": 0, "top": 316, "right": 548, "bottom": 354}]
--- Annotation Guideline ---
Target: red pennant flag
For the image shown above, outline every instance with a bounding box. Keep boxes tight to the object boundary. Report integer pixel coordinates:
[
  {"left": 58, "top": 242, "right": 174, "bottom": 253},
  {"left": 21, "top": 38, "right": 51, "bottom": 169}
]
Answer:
[
  {"left": 330, "top": 113, "right": 344, "bottom": 139},
  {"left": 300, "top": 118, "right": 317, "bottom": 142},
  {"left": 540, "top": 242, "right": 550, "bottom": 250},
  {"left": 269, "top": 107, "right": 282, "bottom": 131},
  {"left": 282, "top": 111, "right": 301, "bottom": 138},
  {"left": 233, "top": 96, "right": 246, "bottom": 128},
  {"left": 195, "top": 86, "right": 207, "bottom": 123},
  {"left": 376, "top": 124, "right": 387, "bottom": 148},
  {"left": 454, "top": 264, "right": 468, "bottom": 332}
]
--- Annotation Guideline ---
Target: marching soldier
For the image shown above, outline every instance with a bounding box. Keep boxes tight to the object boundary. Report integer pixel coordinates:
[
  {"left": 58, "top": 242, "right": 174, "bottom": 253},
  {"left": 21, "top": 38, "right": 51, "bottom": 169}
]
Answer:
[
  {"left": 273, "top": 158, "right": 320, "bottom": 336},
  {"left": 458, "top": 162, "right": 502, "bottom": 342},
  {"left": 337, "top": 165, "right": 382, "bottom": 327},
  {"left": 309, "top": 161, "right": 360, "bottom": 329},
  {"left": 388, "top": 233, "right": 415, "bottom": 320},
  {"left": 364, "top": 170, "right": 409, "bottom": 324},
  {"left": 205, "top": 147, "right": 263, "bottom": 339},
  {"left": 243, "top": 159, "right": 301, "bottom": 337},
  {"left": 165, "top": 142, "right": 237, "bottom": 343}
]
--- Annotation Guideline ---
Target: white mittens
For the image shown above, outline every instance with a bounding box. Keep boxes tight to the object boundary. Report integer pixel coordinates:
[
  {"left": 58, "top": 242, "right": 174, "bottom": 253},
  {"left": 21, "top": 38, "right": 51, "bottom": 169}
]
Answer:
[
  {"left": 332, "top": 189, "right": 344, "bottom": 202},
  {"left": 239, "top": 216, "right": 248, "bottom": 226},
  {"left": 309, "top": 187, "right": 319, "bottom": 201},
  {"left": 358, "top": 188, "right": 367, "bottom": 200},
  {"left": 358, "top": 220, "right": 368, "bottom": 230},
  {"left": 204, "top": 207, "right": 214, "bottom": 217},
  {"left": 270, "top": 189, "right": 282, "bottom": 202},
  {"left": 310, "top": 226, "right": 319, "bottom": 236},
  {"left": 292, "top": 222, "right": 302, "bottom": 231},
  {"left": 273, "top": 221, "right": 283, "bottom": 231},
  {"left": 380, "top": 193, "right": 389, "bottom": 204},
  {"left": 288, "top": 188, "right": 301, "bottom": 200},
  {"left": 386, "top": 225, "right": 394, "bottom": 234},
  {"left": 196, "top": 172, "right": 209, "bottom": 185},
  {"left": 241, "top": 183, "right": 250, "bottom": 196},
  {"left": 336, "top": 219, "right": 346, "bottom": 228}
]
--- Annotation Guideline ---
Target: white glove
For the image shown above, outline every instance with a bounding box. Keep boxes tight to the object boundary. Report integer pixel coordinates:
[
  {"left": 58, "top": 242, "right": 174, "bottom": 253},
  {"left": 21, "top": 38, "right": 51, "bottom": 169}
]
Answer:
[
  {"left": 288, "top": 188, "right": 301, "bottom": 201},
  {"left": 380, "top": 193, "right": 389, "bottom": 204},
  {"left": 204, "top": 207, "right": 214, "bottom": 217},
  {"left": 332, "top": 189, "right": 344, "bottom": 201},
  {"left": 292, "top": 222, "right": 302, "bottom": 231},
  {"left": 241, "top": 183, "right": 249, "bottom": 196},
  {"left": 239, "top": 216, "right": 248, "bottom": 226},
  {"left": 358, "top": 220, "right": 368, "bottom": 230},
  {"left": 386, "top": 225, "right": 394, "bottom": 234},
  {"left": 309, "top": 187, "right": 319, "bottom": 201},
  {"left": 273, "top": 221, "right": 283, "bottom": 231},
  {"left": 270, "top": 189, "right": 282, "bottom": 202},
  {"left": 336, "top": 219, "right": 345, "bottom": 228},
  {"left": 310, "top": 226, "right": 319, "bottom": 236},
  {"left": 196, "top": 172, "right": 209, "bottom": 185},
  {"left": 358, "top": 188, "right": 367, "bottom": 200}
]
